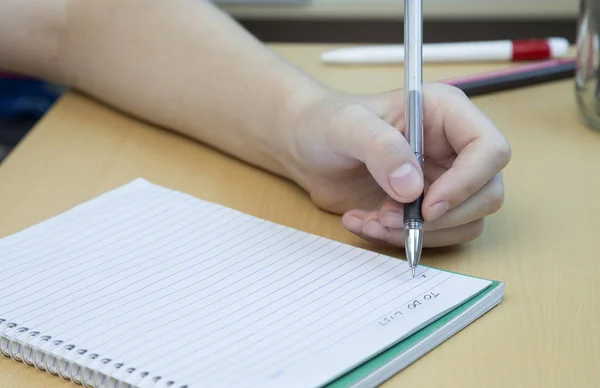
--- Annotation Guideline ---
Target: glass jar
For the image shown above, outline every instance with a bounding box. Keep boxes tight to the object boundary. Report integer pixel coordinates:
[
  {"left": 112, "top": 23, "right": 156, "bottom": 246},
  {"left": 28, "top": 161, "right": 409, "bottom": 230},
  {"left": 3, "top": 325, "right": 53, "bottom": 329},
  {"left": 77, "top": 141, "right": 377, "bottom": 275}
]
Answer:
[{"left": 576, "top": 0, "right": 600, "bottom": 130}]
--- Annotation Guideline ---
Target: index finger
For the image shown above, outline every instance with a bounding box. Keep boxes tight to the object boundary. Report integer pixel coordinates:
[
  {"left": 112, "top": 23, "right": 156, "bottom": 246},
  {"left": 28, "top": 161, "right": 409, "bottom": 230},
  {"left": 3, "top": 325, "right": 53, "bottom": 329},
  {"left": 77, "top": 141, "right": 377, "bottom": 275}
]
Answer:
[{"left": 421, "top": 83, "right": 512, "bottom": 221}]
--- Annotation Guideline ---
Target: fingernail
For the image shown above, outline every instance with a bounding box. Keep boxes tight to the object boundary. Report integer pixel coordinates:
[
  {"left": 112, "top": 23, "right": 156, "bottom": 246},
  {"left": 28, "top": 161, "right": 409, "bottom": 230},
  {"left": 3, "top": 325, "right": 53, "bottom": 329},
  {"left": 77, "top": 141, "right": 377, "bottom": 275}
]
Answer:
[
  {"left": 427, "top": 201, "right": 448, "bottom": 221},
  {"left": 389, "top": 163, "right": 421, "bottom": 198},
  {"left": 381, "top": 211, "right": 404, "bottom": 228},
  {"left": 363, "top": 220, "right": 389, "bottom": 240},
  {"left": 344, "top": 215, "right": 363, "bottom": 234}
]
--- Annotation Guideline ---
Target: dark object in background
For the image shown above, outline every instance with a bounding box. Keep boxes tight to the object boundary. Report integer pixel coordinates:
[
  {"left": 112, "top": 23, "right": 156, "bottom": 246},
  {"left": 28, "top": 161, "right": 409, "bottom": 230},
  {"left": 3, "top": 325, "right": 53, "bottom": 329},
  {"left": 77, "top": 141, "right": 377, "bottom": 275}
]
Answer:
[
  {"left": 238, "top": 18, "right": 577, "bottom": 44},
  {"left": 443, "top": 59, "right": 576, "bottom": 97},
  {"left": 0, "top": 72, "right": 64, "bottom": 161}
]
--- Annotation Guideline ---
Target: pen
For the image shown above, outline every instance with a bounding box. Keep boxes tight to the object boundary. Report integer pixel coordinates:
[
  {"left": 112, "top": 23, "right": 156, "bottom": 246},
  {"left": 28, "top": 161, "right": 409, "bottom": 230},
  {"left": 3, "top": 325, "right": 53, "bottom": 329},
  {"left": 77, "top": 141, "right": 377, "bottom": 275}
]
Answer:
[
  {"left": 320, "top": 37, "right": 569, "bottom": 64},
  {"left": 443, "top": 58, "right": 576, "bottom": 96},
  {"left": 403, "top": 0, "right": 424, "bottom": 277}
]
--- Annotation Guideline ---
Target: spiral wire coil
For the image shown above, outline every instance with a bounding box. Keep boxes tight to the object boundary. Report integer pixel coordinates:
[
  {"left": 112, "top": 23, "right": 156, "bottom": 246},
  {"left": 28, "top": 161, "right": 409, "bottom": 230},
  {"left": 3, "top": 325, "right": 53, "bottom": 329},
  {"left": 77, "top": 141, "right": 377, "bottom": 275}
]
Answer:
[{"left": 0, "top": 318, "right": 187, "bottom": 388}]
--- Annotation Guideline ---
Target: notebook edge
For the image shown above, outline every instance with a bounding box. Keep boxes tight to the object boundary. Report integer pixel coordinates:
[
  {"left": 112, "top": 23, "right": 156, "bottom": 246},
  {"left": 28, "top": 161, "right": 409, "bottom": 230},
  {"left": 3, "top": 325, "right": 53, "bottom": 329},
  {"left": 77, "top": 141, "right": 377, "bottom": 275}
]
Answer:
[
  {"left": 348, "top": 282, "right": 504, "bottom": 388},
  {"left": 325, "top": 280, "right": 504, "bottom": 388}
]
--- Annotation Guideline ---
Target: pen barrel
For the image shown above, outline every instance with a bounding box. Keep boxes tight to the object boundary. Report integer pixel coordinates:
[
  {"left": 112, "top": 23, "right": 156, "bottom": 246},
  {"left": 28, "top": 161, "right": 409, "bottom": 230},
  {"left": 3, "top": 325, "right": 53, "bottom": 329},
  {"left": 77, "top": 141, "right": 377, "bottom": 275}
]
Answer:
[
  {"left": 404, "top": 0, "right": 424, "bottom": 157},
  {"left": 404, "top": 0, "right": 424, "bottom": 228},
  {"left": 404, "top": 0, "right": 423, "bottom": 93},
  {"left": 406, "top": 90, "right": 424, "bottom": 157}
]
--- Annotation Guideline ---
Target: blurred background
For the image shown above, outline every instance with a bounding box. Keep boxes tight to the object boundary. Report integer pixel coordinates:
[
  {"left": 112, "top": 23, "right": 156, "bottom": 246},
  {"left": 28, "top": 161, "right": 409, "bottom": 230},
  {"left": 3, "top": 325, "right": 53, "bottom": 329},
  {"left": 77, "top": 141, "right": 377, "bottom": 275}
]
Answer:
[
  {"left": 0, "top": 0, "right": 578, "bottom": 163},
  {"left": 218, "top": 0, "right": 577, "bottom": 42}
]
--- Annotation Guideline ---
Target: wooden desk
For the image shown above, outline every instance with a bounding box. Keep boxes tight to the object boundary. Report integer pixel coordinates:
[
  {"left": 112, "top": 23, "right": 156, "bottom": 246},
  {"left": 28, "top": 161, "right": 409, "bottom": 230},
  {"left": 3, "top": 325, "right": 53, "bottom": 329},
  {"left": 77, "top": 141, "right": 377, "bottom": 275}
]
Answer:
[{"left": 1, "top": 44, "right": 599, "bottom": 387}]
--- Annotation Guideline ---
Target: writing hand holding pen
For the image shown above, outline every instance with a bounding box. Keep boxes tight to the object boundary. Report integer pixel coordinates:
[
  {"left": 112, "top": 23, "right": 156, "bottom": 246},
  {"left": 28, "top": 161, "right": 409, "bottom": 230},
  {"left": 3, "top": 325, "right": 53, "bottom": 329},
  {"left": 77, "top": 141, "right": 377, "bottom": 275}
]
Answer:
[
  {"left": 285, "top": 83, "right": 511, "bottom": 251},
  {"left": 0, "top": 0, "right": 512, "bottom": 254}
]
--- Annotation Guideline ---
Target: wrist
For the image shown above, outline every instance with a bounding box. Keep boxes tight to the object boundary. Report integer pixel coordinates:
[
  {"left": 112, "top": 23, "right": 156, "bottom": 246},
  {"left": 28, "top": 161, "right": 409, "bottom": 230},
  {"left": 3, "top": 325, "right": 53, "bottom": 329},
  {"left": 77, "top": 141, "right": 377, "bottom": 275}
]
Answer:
[{"left": 271, "top": 76, "right": 331, "bottom": 185}]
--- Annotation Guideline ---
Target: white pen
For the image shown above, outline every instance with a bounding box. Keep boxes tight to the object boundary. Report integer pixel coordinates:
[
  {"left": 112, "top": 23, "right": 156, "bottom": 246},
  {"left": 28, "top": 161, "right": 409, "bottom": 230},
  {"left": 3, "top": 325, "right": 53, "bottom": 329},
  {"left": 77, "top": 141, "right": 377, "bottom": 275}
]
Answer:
[
  {"left": 403, "top": 0, "right": 424, "bottom": 278},
  {"left": 320, "top": 37, "right": 569, "bottom": 64}
]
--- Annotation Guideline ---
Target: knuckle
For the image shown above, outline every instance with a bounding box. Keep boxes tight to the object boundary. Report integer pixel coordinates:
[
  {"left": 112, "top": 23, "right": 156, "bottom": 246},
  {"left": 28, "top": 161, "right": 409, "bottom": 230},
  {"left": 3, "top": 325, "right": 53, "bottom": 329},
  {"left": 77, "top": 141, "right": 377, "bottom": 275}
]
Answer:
[
  {"left": 486, "top": 179, "right": 505, "bottom": 215},
  {"left": 457, "top": 183, "right": 477, "bottom": 207},
  {"left": 367, "top": 130, "right": 398, "bottom": 157},
  {"left": 492, "top": 137, "right": 512, "bottom": 168},
  {"left": 427, "top": 82, "right": 469, "bottom": 100},
  {"left": 328, "top": 103, "right": 365, "bottom": 135},
  {"left": 446, "top": 84, "right": 469, "bottom": 99},
  {"left": 333, "top": 103, "right": 367, "bottom": 123},
  {"left": 428, "top": 218, "right": 442, "bottom": 231},
  {"left": 465, "top": 219, "right": 485, "bottom": 242}
]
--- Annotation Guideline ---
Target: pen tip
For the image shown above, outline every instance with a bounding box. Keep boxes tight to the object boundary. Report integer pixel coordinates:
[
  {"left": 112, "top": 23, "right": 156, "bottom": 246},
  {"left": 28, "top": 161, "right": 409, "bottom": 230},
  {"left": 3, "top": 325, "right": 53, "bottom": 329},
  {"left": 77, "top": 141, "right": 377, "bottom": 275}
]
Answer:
[{"left": 412, "top": 267, "right": 416, "bottom": 277}]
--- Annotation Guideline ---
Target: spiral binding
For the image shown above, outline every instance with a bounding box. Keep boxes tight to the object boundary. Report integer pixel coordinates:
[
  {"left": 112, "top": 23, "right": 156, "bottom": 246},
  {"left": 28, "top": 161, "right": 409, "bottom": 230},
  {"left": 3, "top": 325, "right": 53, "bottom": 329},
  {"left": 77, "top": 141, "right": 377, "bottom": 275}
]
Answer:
[{"left": 0, "top": 318, "right": 188, "bottom": 388}]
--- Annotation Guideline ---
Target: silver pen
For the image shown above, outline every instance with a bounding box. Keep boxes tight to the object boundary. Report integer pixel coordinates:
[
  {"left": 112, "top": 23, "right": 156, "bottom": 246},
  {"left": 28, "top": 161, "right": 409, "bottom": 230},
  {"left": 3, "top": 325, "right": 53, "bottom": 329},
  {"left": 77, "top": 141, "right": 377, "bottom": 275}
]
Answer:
[{"left": 403, "top": 0, "right": 424, "bottom": 277}]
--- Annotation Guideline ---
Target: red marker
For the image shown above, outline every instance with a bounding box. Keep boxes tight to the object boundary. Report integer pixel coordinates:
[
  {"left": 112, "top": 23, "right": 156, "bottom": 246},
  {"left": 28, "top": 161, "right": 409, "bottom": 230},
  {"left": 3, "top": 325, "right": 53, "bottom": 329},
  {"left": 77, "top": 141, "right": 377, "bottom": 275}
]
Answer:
[
  {"left": 320, "top": 37, "right": 570, "bottom": 64},
  {"left": 510, "top": 38, "right": 567, "bottom": 61}
]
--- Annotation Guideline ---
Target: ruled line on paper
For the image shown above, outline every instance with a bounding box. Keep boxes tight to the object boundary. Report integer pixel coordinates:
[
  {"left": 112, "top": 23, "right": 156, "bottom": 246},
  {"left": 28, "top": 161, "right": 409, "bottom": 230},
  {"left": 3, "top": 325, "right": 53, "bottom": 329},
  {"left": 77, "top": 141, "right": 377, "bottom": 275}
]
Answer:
[
  {"left": 81, "top": 231, "right": 323, "bottom": 356},
  {"left": 3, "top": 206, "right": 247, "bottom": 325},
  {"left": 99, "top": 241, "right": 363, "bottom": 364},
  {"left": 0, "top": 196, "right": 221, "bottom": 310},
  {"left": 0, "top": 209, "right": 255, "bottom": 330},
  {"left": 0, "top": 179, "right": 157, "bottom": 255},
  {"left": 0, "top": 188, "right": 190, "bottom": 272},
  {"left": 180, "top": 267, "right": 427, "bottom": 382},
  {"left": 79, "top": 233, "right": 331, "bottom": 357},
  {"left": 48, "top": 221, "right": 290, "bottom": 344},
  {"left": 181, "top": 270, "right": 446, "bottom": 386},
  {"left": 140, "top": 249, "right": 393, "bottom": 374},
  {"left": 226, "top": 272, "right": 456, "bottom": 388}
]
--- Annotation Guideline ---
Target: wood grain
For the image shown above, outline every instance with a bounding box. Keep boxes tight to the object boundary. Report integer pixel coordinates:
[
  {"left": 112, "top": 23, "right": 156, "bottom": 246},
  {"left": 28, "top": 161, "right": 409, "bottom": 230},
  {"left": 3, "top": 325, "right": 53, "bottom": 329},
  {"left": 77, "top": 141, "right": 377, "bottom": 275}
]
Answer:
[{"left": 1, "top": 44, "right": 599, "bottom": 387}]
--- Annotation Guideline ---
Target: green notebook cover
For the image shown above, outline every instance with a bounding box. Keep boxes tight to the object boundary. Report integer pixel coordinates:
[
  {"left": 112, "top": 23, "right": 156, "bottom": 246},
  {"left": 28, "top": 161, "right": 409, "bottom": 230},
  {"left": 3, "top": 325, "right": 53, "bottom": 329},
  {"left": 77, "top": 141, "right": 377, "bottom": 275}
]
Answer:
[{"left": 325, "top": 279, "right": 502, "bottom": 387}]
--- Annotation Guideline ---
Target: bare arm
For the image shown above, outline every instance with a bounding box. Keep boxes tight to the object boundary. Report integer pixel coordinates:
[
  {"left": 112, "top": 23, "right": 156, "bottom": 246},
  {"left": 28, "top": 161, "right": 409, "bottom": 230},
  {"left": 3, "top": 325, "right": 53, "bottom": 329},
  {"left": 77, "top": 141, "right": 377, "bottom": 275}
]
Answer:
[
  {"left": 0, "top": 0, "right": 512, "bottom": 249},
  {"left": 0, "top": 0, "right": 326, "bottom": 177}
]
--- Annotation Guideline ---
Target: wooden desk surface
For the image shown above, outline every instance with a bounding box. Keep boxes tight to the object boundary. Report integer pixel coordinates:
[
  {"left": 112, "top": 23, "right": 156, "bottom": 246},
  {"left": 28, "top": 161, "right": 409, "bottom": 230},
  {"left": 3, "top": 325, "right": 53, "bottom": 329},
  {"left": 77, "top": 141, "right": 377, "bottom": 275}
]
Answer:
[{"left": 1, "top": 44, "right": 599, "bottom": 387}]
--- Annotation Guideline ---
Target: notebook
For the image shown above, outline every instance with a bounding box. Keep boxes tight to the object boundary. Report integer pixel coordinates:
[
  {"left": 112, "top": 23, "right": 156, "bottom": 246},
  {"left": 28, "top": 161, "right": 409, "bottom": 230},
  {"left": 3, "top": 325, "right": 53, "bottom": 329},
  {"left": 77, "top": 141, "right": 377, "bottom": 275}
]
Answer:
[{"left": 0, "top": 178, "right": 504, "bottom": 388}]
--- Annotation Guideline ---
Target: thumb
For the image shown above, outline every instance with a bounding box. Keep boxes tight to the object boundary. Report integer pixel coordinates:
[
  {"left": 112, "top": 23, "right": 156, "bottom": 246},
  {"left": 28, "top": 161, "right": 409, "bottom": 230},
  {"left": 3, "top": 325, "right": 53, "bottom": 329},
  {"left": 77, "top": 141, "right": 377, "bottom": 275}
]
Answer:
[{"left": 329, "top": 104, "right": 424, "bottom": 203}]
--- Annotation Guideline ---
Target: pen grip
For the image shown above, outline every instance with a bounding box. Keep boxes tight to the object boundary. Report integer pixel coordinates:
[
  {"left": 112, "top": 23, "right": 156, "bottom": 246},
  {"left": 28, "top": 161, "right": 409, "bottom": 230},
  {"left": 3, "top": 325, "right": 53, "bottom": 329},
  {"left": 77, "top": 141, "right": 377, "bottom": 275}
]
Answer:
[{"left": 403, "top": 193, "right": 424, "bottom": 224}]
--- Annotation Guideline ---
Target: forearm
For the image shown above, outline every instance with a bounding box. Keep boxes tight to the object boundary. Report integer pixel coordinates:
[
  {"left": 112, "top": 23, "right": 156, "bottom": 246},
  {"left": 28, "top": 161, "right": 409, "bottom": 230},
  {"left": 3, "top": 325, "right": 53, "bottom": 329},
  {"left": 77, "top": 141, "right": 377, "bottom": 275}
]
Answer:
[
  {"left": 0, "top": 0, "right": 326, "bottom": 177},
  {"left": 0, "top": 1, "right": 67, "bottom": 79}
]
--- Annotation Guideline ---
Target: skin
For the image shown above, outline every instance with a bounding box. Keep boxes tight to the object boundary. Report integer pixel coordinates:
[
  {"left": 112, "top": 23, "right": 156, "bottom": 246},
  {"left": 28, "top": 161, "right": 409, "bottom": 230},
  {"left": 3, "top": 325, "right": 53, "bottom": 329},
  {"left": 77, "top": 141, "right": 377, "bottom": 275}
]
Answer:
[{"left": 0, "top": 0, "right": 511, "bottom": 248}]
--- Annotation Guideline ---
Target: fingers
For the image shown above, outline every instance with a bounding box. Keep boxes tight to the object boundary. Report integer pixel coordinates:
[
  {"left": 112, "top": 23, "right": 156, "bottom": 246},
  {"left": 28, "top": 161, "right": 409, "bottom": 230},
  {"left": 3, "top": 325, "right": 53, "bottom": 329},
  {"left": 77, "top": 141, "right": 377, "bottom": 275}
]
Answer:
[
  {"left": 426, "top": 172, "right": 504, "bottom": 229},
  {"left": 342, "top": 209, "right": 485, "bottom": 248},
  {"left": 394, "top": 219, "right": 485, "bottom": 248},
  {"left": 329, "top": 84, "right": 509, "bottom": 250},
  {"left": 342, "top": 209, "right": 396, "bottom": 247},
  {"left": 327, "top": 104, "right": 424, "bottom": 203},
  {"left": 342, "top": 169, "right": 503, "bottom": 247},
  {"left": 377, "top": 172, "right": 504, "bottom": 231},
  {"left": 419, "top": 83, "right": 511, "bottom": 221}
]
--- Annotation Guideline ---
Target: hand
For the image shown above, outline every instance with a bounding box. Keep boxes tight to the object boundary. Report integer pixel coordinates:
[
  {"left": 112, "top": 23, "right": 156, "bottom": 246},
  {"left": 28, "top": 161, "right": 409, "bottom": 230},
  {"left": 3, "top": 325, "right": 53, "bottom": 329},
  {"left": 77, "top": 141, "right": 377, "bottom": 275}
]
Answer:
[{"left": 282, "top": 83, "right": 511, "bottom": 248}]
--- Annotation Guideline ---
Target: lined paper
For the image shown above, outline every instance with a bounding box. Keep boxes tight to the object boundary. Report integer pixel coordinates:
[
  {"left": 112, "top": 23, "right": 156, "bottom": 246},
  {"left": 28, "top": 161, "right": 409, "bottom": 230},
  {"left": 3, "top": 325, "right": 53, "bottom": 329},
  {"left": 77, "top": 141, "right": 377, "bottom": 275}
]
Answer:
[{"left": 0, "top": 179, "right": 490, "bottom": 388}]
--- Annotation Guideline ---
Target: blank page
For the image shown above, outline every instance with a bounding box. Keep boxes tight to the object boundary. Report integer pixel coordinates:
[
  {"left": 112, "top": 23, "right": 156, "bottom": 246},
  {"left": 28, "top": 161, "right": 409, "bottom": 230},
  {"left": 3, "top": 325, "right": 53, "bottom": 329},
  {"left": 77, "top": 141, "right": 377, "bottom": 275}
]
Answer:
[{"left": 0, "top": 178, "right": 490, "bottom": 388}]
